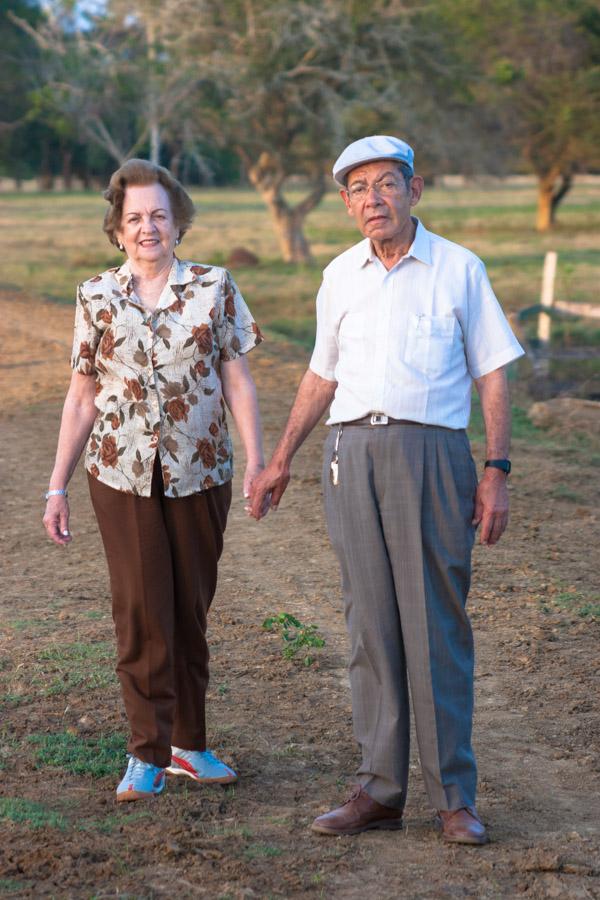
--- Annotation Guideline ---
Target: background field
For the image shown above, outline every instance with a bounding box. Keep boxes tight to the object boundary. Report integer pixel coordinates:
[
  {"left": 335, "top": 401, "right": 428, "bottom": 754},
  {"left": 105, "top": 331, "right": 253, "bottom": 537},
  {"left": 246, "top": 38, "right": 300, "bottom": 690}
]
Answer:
[{"left": 1, "top": 184, "right": 599, "bottom": 898}]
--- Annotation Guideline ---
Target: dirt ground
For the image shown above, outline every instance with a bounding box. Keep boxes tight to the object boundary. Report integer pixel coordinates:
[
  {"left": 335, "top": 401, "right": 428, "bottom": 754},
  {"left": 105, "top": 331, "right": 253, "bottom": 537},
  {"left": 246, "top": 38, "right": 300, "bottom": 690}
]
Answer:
[{"left": 1, "top": 291, "right": 599, "bottom": 899}]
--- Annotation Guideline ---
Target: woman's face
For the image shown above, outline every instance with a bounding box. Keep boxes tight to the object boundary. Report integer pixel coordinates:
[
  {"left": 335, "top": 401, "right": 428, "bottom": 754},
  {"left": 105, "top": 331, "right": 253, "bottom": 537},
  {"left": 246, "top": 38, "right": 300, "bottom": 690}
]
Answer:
[{"left": 116, "top": 182, "right": 178, "bottom": 269}]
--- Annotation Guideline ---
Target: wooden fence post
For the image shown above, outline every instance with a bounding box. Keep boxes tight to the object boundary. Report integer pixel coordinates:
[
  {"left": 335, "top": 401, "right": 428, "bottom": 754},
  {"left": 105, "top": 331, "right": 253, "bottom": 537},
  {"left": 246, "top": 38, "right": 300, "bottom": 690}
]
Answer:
[{"left": 536, "top": 251, "right": 557, "bottom": 377}]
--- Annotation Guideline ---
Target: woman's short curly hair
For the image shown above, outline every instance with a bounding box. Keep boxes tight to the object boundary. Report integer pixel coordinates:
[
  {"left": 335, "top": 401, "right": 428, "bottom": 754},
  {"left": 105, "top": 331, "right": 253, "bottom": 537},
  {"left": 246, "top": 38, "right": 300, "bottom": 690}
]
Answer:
[{"left": 103, "top": 158, "right": 195, "bottom": 249}]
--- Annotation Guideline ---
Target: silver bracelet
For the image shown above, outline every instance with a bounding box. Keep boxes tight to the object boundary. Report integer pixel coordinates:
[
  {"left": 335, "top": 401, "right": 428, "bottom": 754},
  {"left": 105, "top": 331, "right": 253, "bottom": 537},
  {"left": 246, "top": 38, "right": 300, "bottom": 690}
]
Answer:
[{"left": 44, "top": 489, "right": 68, "bottom": 501}]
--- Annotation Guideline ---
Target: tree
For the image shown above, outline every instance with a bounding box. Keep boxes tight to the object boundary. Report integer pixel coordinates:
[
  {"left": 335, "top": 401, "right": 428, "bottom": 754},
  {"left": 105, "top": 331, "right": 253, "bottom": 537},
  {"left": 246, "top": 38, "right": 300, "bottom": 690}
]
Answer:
[
  {"left": 180, "top": 0, "right": 485, "bottom": 262},
  {"left": 440, "top": 0, "right": 600, "bottom": 230}
]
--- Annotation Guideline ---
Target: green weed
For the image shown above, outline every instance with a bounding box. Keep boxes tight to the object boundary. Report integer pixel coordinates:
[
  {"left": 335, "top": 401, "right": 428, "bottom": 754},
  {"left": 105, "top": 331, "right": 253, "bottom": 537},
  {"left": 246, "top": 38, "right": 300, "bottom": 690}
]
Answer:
[
  {"left": 27, "top": 731, "right": 126, "bottom": 778},
  {"left": 262, "top": 612, "right": 326, "bottom": 666},
  {"left": 0, "top": 797, "right": 67, "bottom": 830}
]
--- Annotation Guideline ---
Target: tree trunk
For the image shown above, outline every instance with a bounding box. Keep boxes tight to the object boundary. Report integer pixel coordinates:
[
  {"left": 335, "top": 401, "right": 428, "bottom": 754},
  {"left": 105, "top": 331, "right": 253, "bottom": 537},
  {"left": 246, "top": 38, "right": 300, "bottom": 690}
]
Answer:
[
  {"left": 61, "top": 146, "right": 73, "bottom": 190},
  {"left": 271, "top": 206, "right": 314, "bottom": 263},
  {"left": 536, "top": 170, "right": 573, "bottom": 231},
  {"left": 38, "top": 138, "right": 54, "bottom": 191},
  {"left": 537, "top": 176, "right": 554, "bottom": 231},
  {"left": 244, "top": 151, "right": 326, "bottom": 263}
]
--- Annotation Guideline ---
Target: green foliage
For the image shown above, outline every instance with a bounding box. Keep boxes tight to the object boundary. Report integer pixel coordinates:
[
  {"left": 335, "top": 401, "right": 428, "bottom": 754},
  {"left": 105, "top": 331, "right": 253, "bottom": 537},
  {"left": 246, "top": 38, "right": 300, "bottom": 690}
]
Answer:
[
  {"left": 262, "top": 613, "right": 326, "bottom": 666},
  {"left": 27, "top": 731, "right": 126, "bottom": 778},
  {"left": 0, "top": 797, "right": 67, "bottom": 830}
]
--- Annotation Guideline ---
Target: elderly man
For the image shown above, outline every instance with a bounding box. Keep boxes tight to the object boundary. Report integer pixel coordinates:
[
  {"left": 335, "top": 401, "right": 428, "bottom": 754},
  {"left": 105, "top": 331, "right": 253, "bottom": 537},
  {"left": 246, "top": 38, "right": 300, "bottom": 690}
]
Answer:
[{"left": 250, "top": 136, "right": 523, "bottom": 844}]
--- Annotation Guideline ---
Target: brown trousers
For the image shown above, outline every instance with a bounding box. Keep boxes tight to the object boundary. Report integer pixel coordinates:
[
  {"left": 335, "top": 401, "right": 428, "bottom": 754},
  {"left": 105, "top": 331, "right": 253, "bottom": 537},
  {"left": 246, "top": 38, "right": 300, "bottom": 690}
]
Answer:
[{"left": 88, "top": 458, "right": 231, "bottom": 767}]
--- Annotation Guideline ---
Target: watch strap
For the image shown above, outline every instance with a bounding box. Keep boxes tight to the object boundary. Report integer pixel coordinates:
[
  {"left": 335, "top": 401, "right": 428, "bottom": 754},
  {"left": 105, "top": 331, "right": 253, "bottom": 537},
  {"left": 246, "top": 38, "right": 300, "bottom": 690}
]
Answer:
[{"left": 484, "top": 459, "right": 511, "bottom": 475}]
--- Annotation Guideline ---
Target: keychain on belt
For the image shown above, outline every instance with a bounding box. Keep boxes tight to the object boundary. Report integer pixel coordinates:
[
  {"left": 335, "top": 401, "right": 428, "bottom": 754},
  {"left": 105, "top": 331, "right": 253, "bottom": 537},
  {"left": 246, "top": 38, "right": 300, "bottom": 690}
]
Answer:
[{"left": 330, "top": 424, "right": 343, "bottom": 486}]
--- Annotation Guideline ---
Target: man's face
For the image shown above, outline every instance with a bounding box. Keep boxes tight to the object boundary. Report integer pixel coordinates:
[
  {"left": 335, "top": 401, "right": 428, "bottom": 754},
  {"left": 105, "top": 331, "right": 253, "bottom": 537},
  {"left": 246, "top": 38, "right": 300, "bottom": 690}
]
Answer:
[{"left": 341, "top": 160, "right": 423, "bottom": 242}]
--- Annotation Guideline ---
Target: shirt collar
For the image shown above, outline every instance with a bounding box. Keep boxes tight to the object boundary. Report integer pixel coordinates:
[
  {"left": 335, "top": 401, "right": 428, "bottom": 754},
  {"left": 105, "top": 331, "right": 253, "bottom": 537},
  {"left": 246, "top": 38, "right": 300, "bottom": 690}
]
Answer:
[
  {"left": 358, "top": 217, "right": 432, "bottom": 269},
  {"left": 115, "top": 256, "right": 196, "bottom": 295},
  {"left": 115, "top": 256, "right": 196, "bottom": 313}
]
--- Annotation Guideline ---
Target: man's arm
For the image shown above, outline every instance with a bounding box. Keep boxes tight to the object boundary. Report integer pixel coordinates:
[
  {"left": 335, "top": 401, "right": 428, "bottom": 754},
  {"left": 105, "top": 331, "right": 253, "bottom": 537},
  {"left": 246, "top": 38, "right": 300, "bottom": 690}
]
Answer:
[
  {"left": 472, "top": 366, "right": 511, "bottom": 546},
  {"left": 248, "top": 369, "right": 337, "bottom": 519}
]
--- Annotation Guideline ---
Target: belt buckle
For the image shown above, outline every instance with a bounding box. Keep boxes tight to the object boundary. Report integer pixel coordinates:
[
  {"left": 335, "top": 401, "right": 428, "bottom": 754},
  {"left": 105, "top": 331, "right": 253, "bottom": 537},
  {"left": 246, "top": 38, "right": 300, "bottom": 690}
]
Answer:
[{"left": 370, "top": 413, "right": 388, "bottom": 426}]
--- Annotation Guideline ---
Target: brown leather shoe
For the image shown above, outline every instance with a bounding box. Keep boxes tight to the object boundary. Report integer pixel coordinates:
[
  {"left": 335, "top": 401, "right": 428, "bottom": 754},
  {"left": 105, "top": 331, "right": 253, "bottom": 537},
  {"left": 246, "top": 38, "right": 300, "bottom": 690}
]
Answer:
[
  {"left": 435, "top": 806, "right": 488, "bottom": 845},
  {"left": 311, "top": 786, "right": 403, "bottom": 836}
]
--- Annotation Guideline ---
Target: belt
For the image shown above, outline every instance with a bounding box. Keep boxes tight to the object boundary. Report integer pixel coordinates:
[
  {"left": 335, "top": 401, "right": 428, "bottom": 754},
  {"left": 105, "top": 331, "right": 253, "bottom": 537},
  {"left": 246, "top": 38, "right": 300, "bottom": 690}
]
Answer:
[{"left": 344, "top": 414, "right": 425, "bottom": 427}]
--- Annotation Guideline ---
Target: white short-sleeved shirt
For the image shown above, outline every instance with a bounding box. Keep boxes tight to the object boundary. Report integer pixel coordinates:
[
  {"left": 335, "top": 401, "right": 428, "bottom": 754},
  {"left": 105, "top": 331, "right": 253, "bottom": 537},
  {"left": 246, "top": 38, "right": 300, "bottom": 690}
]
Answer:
[{"left": 309, "top": 219, "right": 524, "bottom": 429}]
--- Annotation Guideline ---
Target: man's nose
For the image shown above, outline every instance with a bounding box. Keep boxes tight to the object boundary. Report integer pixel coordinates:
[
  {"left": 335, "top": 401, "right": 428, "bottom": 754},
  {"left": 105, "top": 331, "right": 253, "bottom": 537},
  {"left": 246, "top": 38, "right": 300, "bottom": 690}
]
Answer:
[{"left": 364, "top": 187, "right": 384, "bottom": 206}]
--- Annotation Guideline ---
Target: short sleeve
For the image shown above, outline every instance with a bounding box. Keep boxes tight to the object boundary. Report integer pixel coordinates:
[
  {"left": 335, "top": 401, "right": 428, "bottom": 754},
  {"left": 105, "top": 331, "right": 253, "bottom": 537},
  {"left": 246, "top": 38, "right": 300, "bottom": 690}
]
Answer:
[
  {"left": 309, "top": 278, "right": 339, "bottom": 381},
  {"left": 70, "top": 285, "right": 100, "bottom": 375},
  {"left": 217, "top": 270, "right": 263, "bottom": 361},
  {"left": 463, "top": 259, "right": 525, "bottom": 379}
]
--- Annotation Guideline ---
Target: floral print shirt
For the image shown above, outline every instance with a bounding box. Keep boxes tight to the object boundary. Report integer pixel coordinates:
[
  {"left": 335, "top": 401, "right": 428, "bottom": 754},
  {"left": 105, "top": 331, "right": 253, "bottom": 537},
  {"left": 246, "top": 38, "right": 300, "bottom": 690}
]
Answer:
[{"left": 71, "top": 257, "right": 263, "bottom": 497}]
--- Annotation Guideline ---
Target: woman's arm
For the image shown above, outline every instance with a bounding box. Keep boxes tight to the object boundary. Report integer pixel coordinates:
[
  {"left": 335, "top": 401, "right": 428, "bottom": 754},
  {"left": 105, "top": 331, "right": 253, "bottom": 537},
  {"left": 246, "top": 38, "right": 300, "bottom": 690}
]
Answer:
[
  {"left": 43, "top": 371, "right": 98, "bottom": 546},
  {"left": 220, "top": 355, "right": 264, "bottom": 498}
]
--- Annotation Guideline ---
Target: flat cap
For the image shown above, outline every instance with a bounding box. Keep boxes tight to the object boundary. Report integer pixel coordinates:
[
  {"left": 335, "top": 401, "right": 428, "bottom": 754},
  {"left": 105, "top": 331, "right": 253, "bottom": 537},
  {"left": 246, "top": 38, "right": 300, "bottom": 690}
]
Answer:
[{"left": 332, "top": 135, "right": 414, "bottom": 187}]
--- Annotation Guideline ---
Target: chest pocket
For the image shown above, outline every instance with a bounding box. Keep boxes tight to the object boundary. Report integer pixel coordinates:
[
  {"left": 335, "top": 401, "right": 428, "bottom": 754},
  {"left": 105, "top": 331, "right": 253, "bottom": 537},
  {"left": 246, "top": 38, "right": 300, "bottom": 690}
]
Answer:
[{"left": 405, "top": 314, "right": 458, "bottom": 378}]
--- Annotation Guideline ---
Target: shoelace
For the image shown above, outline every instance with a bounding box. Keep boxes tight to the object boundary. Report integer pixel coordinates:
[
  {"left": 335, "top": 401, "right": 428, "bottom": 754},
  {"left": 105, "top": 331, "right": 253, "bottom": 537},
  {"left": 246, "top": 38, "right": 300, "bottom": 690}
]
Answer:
[{"left": 127, "top": 756, "right": 160, "bottom": 776}]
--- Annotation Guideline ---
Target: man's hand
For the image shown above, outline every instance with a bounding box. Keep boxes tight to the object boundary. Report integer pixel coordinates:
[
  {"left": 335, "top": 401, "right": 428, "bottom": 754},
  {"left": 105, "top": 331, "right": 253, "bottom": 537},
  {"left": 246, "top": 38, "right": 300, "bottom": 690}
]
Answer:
[
  {"left": 248, "top": 460, "right": 290, "bottom": 520},
  {"left": 246, "top": 368, "right": 337, "bottom": 522},
  {"left": 472, "top": 469, "right": 509, "bottom": 545}
]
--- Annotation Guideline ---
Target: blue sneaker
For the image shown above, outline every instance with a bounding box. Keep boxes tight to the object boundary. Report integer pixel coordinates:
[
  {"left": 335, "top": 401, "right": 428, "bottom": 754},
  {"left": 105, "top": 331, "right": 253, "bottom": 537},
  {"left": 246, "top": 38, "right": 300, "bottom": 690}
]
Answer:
[
  {"left": 167, "top": 747, "right": 237, "bottom": 784},
  {"left": 116, "top": 755, "right": 166, "bottom": 802}
]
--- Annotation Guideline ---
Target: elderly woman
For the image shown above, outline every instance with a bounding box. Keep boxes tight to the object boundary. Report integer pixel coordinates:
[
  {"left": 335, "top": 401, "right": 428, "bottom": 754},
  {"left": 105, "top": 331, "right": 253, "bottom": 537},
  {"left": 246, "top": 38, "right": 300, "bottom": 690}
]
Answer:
[{"left": 43, "top": 159, "right": 264, "bottom": 801}]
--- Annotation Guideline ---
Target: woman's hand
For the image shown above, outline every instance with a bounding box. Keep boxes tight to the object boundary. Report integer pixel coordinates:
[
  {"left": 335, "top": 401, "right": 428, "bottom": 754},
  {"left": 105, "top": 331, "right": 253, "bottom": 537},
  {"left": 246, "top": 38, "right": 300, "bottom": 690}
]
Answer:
[
  {"left": 43, "top": 495, "right": 72, "bottom": 546},
  {"left": 243, "top": 461, "right": 264, "bottom": 500}
]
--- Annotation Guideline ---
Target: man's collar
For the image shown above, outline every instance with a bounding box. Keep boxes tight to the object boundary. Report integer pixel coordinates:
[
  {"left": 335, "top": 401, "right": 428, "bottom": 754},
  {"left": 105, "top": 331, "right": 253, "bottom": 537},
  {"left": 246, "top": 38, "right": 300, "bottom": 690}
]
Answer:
[{"left": 358, "top": 218, "right": 432, "bottom": 269}]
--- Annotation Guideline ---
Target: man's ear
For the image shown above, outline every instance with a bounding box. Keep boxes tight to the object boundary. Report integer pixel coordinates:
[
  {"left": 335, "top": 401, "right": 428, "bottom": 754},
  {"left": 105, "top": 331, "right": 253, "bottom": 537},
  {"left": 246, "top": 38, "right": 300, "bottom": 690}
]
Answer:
[
  {"left": 340, "top": 189, "right": 353, "bottom": 216},
  {"left": 409, "top": 176, "right": 424, "bottom": 208}
]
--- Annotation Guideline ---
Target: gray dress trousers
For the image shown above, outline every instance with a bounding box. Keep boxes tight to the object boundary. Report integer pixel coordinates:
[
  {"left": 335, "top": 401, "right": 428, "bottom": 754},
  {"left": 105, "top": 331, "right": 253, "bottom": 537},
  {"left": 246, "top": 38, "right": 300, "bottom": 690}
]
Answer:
[{"left": 322, "top": 421, "right": 478, "bottom": 812}]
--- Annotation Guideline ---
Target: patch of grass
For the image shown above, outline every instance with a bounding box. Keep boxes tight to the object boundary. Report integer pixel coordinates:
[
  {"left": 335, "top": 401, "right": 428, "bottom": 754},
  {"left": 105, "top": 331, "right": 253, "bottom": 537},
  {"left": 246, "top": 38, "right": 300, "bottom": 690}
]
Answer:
[
  {"left": 37, "top": 640, "right": 116, "bottom": 695},
  {"left": 27, "top": 731, "right": 126, "bottom": 778},
  {"left": 0, "top": 879, "right": 35, "bottom": 894},
  {"left": 243, "top": 842, "right": 283, "bottom": 860},
  {"left": 79, "top": 809, "right": 152, "bottom": 834},
  {"left": 0, "top": 693, "right": 29, "bottom": 708},
  {"left": 268, "top": 317, "right": 316, "bottom": 350},
  {"left": 543, "top": 591, "right": 600, "bottom": 620},
  {"left": 550, "top": 484, "right": 584, "bottom": 503},
  {"left": 0, "top": 797, "right": 67, "bottom": 830},
  {"left": 7, "top": 618, "right": 48, "bottom": 633}
]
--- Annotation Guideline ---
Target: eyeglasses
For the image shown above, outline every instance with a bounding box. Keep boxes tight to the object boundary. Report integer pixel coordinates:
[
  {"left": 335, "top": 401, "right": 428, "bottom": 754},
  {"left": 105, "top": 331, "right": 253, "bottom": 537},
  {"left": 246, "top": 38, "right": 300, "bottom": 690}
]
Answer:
[{"left": 346, "top": 177, "right": 404, "bottom": 201}]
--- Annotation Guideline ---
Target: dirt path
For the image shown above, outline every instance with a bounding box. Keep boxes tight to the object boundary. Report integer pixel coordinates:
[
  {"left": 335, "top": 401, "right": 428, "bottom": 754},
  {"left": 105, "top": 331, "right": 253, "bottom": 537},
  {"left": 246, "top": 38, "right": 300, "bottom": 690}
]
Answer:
[{"left": 1, "top": 292, "right": 599, "bottom": 899}]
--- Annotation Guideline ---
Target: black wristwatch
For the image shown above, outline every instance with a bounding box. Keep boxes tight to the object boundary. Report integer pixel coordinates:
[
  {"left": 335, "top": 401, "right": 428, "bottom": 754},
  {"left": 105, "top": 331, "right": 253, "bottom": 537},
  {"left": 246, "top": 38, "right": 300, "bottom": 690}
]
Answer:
[{"left": 484, "top": 459, "right": 511, "bottom": 475}]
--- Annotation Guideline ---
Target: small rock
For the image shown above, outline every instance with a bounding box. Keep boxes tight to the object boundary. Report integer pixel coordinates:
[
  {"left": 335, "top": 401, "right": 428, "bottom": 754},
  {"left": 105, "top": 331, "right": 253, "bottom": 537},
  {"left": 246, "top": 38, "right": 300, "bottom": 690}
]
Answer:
[
  {"left": 165, "top": 839, "right": 183, "bottom": 858},
  {"left": 226, "top": 247, "right": 259, "bottom": 268}
]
